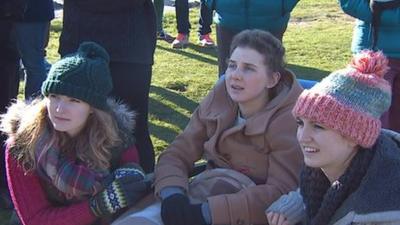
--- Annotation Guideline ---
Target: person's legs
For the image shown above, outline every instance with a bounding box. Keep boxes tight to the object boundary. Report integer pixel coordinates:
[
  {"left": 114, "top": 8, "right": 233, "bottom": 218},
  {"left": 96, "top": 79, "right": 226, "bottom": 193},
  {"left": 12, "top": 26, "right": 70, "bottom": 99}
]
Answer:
[
  {"left": 197, "top": 0, "right": 214, "bottom": 47},
  {"left": 109, "top": 62, "right": 155, "bottom": 173},
  {"left": 172, "top": 0, "right": 190, "bottom": 48},
  {"left": 153, "top": 0, "right": 174, "bottom": 43},
  {"left": 381, "top": 57, "right": 400, "bottom": 132},
  {"left": 0, "top": 19, "right": 19, "bottom": 211},
  {"left": 216, "top": 25, "right": 238, "bottom": 76},
  {"left": 14, "top": 22, "right": 48, "bottom": 99},
  {"left": 153, "top": 0, "right": 164, "bottom": 33},
  {"left": 175, "top": 0, "right": 190, "bottom": 34},
  {"left": 198, "top": 0, "right": 212, "bottom": 35}
]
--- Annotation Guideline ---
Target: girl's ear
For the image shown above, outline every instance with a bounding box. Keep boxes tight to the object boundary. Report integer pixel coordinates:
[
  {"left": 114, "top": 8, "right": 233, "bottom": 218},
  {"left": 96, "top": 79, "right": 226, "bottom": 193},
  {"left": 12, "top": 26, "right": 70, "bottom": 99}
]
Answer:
[{"left": 266, "top": 71, "right": 281, "bottom": 88}]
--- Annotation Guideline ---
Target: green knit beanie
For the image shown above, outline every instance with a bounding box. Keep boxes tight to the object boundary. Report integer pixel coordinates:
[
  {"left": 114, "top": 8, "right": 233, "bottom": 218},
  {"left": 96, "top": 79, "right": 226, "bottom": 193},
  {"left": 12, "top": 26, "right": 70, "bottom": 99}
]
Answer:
[{"left": 41, "top": 42, "right": 113, "bottom": 110}]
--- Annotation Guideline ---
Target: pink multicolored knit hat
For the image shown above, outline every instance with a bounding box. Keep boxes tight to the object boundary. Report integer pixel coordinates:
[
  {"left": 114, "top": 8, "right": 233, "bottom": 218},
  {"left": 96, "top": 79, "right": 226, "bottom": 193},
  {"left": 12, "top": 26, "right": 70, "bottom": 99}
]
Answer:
[{"left": 292, "top": 50, "right": 392, "bottom": 148}]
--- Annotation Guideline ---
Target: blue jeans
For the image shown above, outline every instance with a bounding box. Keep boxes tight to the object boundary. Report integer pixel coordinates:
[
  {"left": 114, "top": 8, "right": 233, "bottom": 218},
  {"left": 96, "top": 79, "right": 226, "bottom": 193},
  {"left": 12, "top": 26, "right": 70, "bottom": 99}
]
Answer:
[
  {"left": 15, "top": 22, "right": 49, "bottom": 99},
  {"left": 175, "top": 0, "right": 213, "bottom": 35}
]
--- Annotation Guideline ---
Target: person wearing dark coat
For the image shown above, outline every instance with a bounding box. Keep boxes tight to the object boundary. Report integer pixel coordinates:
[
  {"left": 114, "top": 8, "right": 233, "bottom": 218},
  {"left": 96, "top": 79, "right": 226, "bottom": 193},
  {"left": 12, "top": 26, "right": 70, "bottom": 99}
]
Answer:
[
  {"left": 0, "top": 0, "right": 21, "bottom": 211},
  {"left": 14, "top": 0, "right": 54, "bottom": 99},
  {"left": 59, "top": 0, "right": 157, "bottom": 173}
]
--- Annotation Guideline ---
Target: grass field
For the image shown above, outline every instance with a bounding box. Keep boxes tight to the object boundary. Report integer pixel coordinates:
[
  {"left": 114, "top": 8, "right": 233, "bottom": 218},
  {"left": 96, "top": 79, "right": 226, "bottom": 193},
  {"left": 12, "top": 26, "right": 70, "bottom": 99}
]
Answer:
[{"left": 0, "top": 0, "right": 355, "bottom": 222}]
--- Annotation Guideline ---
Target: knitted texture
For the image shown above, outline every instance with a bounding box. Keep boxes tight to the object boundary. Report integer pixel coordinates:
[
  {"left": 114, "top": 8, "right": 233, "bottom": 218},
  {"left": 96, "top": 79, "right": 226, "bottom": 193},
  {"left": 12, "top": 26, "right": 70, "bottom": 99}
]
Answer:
[
  {"left": 265, "top": 189, "right": 305, "bottom": 224},
  {"left": 41, "top": 42, "right": 113, "bottom": 110},
  {"left": 300, "top": 148, "right": 375, "bottom": 225},
  {"left": 89, "top": 168, "right": 150, "bottom": 217},
  {"left": 293, "top": 50, "right": 391, "bottom": 147}
]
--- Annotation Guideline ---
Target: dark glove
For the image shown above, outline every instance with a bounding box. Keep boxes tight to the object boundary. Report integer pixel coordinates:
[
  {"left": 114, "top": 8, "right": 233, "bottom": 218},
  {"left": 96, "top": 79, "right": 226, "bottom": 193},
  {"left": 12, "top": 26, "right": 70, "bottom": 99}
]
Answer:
[
  {"left": 161, "top": 193, "right": 207, "bottom": 225},
  {"left": 112, "top": 163, "right": 145, "bottom": 179},
  {"left": 102, "top": 163, "right": 146, "bottom": 187},
  {"left": 89, "top": 175, "right": 151, "bottom": 217}
]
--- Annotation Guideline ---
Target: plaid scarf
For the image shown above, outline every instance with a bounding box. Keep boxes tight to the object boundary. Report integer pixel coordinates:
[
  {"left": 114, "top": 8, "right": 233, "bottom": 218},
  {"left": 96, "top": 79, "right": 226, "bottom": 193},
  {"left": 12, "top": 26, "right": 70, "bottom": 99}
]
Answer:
[{"left": 35, "top": 128, "right": 109, "bottom": 201}]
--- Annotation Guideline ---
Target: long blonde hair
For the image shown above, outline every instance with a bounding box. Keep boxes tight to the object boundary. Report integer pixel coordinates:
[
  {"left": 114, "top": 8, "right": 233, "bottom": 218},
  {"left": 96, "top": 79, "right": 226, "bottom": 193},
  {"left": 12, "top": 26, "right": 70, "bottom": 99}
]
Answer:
[{"left": 9, "top": 98, "right": 122, "bottom": 172}]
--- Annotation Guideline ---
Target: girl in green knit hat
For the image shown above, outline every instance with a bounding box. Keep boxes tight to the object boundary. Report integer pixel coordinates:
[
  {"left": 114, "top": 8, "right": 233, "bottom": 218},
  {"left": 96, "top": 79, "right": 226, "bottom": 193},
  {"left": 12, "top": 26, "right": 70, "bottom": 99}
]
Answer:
[{"left": 1, "top": 42, "right": 151, "bottom": 225}]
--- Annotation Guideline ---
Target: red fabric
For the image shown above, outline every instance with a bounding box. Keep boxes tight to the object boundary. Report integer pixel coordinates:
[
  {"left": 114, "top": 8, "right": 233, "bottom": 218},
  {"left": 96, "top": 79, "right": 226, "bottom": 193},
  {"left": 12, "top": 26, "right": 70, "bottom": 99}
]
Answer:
[
  {"left": 5, "top": 144, "right": 140, "bottom": 225},
  {"left": 120, "top": 144, "right": 140, "bottom": 165}
]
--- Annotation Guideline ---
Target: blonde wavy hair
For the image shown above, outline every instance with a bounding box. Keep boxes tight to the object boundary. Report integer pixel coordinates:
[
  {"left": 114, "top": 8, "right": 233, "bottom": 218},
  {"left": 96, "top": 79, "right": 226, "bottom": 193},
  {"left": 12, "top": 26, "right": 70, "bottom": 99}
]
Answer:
[{"left": 8, "top": 98, "right": 122, "bottom": 172}]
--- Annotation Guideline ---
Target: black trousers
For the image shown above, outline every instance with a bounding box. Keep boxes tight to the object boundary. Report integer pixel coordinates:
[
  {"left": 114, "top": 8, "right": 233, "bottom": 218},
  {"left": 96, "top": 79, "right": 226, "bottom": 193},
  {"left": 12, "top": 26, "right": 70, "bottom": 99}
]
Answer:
[{"left": 109, "top": 62, "right": 155, "bottom": 173}]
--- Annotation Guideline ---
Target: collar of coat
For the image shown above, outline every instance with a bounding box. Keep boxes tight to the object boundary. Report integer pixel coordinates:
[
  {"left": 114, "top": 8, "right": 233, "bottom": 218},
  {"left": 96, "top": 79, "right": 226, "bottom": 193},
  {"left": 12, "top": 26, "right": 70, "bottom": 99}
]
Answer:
[
  {"left": 0, "top": 97, "right": 136, "bottom": 150},
  {"left": 330, "top": 129, "right": 400, "bottom": 224}
]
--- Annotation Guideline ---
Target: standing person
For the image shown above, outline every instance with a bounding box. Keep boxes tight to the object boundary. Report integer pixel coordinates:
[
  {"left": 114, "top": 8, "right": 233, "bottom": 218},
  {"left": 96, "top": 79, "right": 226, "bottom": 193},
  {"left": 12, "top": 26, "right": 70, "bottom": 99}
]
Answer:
[
  {"left": 0, "top": 0, "right": 21, "bottom": 210},
  {"left": 1, "top": 42, "right": 152, "bottom": 225},
  {"left": 205, "top": 0, "right": 300, "bottom": 76},
  {"left": 154, "top": 0, "right": 174, "bottom": 43},
  {"left": 14, "top": 0, "right": 54, "bottom": 99},
  {"left": 59, "top": 0, "right": 157, "bottom": 173},
  {"left": 338, "top": 0, "right": 400, "bottom": 132},
  {"left": 155, "top": 30, "right": 303, "bottom": 225},
  {"left": 171, "top": 0, "right": 215, "bottom": 48},
  {"left": 266, "top": 50, "right": 400, "bottom": 225}
]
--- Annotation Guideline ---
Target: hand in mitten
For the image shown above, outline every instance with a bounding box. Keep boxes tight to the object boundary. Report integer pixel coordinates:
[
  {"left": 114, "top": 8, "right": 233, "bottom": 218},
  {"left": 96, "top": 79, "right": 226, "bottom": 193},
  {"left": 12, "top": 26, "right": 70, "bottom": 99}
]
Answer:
[
  {"left": 89, "top": 175, "right": 151, "bottom": 217},
  {"left": 161, "top": 193, "right": 207, "bottom": 225},
  {"left": 112, "top": 163, "right": 146, "bottom": 180},
  {"left": 102, "top": 163, "right": 146, "bottom": 187},
  {"left": 265, "top": 190, "right": 304, "bottom": 225}
]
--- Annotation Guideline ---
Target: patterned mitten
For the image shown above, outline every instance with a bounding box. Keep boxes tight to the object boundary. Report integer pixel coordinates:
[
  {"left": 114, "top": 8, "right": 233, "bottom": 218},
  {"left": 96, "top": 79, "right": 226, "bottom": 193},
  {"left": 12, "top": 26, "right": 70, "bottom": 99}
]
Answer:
[
  {"left": 101, "top": 163, "right": 146, "bottom": 187},
  {"left": 89, "top": 175, "right": 151, "bottom": 217},
  {"left": 113, "top": 163, "right": 145, "bottom": 180}
]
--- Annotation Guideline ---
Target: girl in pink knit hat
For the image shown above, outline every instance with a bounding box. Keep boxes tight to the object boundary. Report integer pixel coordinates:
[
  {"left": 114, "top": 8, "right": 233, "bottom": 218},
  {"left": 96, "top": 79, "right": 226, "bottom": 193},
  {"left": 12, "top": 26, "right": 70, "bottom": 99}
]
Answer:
[{"left": 265, "top": 50, "right": 400, "bottom": 225}]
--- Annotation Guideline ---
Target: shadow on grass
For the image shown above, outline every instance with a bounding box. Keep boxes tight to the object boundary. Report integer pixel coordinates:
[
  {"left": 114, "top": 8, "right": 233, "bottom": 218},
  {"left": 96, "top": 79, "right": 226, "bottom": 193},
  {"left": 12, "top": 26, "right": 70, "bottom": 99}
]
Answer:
[
  {"left": 156, "top": 45, "right": 218, "bottom": 65},
  {"left": 149, "top": 86, "right": 198, "bottom": 143},
  {"left": 287, "top": 64, "right": 330, "bottom": 81},
  {"left": 187, "top": 44, "right": 218, "bottom": 59},
  {"left": 150, "top": 85, "right": 198, "bottom": 114},
  {"left": 149, "top": 122, "right": 179, "bottom": 145}
]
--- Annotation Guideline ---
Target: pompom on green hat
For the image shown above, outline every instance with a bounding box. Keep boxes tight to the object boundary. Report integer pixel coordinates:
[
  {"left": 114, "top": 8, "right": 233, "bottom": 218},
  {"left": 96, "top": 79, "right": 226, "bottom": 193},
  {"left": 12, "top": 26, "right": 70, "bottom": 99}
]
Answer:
[{"left": 41, "top": 42, "right": 113, "bottom": 110}]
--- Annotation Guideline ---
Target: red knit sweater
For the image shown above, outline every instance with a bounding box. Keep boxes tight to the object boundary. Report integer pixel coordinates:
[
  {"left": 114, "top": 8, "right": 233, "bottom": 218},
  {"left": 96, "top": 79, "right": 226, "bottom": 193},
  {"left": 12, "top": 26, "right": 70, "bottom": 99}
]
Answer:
[{"left": 6, "top": 145, "right": 140, "bottom": 225}]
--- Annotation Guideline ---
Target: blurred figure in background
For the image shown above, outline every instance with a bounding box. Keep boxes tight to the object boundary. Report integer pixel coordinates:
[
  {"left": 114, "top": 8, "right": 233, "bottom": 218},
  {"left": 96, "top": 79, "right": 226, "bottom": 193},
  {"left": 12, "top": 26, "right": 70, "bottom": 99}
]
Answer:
[
  {"left": 59, "top": 0, "right": 157, "bottom": 173},
  {"left": 0, "top": 0, "right": 22, "bottom": 212},
  {"left": 154, "top": 0, "right": 174, "bottom": 43},
  {"left": 171, "top": 0, "right": 215, "bottom": 48},
  {"left": 338, "top": 0, "right": 400, "bottom": 132},
  {"left": 14, "top": 0, "right": 54, "bottom": 99},
  {"left": 205, "top": 0, "right": 300, "bottom": 76}
]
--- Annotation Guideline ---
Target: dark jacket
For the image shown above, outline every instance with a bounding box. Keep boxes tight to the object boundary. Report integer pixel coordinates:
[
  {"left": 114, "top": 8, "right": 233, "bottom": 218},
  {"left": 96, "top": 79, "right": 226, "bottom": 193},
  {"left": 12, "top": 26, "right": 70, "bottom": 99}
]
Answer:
[
  {"left": 206, "top": 0, "right": 299, "bottom": 33},
  {"left": 266, "top": 129, "right": 400, "bottom": 225},
  {"left": 59, "top": 0, "right": 156, "bottom": 64},
  {"left": 0, "top": 0, "right": 54, "bottom": 21},
  {"left": 339, "top": 0, "right": 400, "bottom": 59},
  {"left": 21, "top": 0, "right": 54, "bottom": 22}
]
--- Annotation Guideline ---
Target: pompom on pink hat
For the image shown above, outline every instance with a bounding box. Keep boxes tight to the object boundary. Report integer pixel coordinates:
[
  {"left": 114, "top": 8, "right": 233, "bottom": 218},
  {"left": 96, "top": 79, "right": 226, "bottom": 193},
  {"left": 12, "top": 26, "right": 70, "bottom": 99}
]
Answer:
[{"left": 292, "top": 50, "right": 392, "bottom": 148}]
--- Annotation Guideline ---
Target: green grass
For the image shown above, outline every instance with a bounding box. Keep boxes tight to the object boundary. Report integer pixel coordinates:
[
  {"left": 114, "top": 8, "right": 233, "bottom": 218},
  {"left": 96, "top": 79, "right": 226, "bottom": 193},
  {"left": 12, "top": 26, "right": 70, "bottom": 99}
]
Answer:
[
  {"left": 148, "top": 0, "right": 354, "bottom": 154},
  {"left": 1, "top": 0, "right": 355, "bottom": 223}
]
